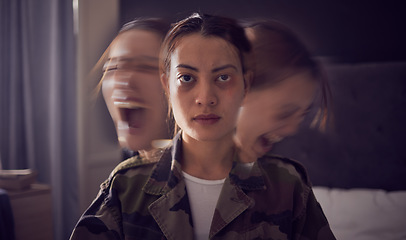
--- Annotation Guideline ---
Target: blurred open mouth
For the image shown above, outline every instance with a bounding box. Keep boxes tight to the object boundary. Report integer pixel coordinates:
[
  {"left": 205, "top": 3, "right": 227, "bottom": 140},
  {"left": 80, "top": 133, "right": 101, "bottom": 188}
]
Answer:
[{"left": 115, "top": 101, "right": 148, "bottom": 132}]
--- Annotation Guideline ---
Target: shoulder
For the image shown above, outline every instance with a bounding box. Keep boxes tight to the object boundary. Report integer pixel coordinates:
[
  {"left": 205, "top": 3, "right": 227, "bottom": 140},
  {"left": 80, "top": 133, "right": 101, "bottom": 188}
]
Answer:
[
  {"left": 113, "top": 154, "right": 157, "bottom": 175},
  {"left": 256, "top": 154, "right": 336, "bottom": 238},
  {"left": 257, "top": 154, "right": 315, "bottom": 220},
  {"left": 100, "top": 147, "right": 171, "bottom": 191},
  {"left": 257, "top": 153, "right": 312, "bottom": 187}
]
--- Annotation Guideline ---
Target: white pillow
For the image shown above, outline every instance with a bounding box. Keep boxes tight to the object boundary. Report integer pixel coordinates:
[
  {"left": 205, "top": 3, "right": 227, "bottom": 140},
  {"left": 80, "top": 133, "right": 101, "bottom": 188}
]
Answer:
[{"left": 313, "top": 187, "right": 406, "bottom": 240}]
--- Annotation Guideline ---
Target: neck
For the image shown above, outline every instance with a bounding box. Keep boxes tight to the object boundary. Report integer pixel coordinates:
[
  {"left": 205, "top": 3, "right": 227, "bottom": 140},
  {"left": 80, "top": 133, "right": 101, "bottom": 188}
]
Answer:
[{"left": 181, "top": 131, "right": 235, "bottom": 180}]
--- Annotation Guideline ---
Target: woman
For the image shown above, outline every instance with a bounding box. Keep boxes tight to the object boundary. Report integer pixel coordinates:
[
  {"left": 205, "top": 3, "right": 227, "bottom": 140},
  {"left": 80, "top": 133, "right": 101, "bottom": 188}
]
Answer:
[
  {"left": 71, "top": 14, "right": 335, "bottom": 240},
  {"left": 235, "top": 20, "right": 331, "bottom": 163},
  {"left": 100, "top": 18, "right": 172, "bottom": 159},
  {"left": 159, "top": 13, "right": 250, "bottom": 240}
]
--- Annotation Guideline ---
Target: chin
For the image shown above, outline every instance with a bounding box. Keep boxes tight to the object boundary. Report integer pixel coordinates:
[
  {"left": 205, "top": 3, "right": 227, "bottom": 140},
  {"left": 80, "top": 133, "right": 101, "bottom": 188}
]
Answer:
[
  {"left": 131, "top": 139, "right": 154, "bottom": 151},
  {"left": 252, "top": 145, "right": 267, "bottom": 158},
  {"left": 119, "top": 136, "right": 146, "bottom": 152},
  {"left": 196, "top": 132, "right": 231, "bottom": 142}
]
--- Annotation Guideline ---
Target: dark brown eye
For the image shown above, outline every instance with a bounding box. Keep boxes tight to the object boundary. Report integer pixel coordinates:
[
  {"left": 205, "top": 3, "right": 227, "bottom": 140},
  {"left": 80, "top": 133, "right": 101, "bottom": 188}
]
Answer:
[
  {"left": 217, "top": 74, "right": 230, "bottom": 82},
  {"left": 179, "top": 75, "right": 194, "bottom": 83}
]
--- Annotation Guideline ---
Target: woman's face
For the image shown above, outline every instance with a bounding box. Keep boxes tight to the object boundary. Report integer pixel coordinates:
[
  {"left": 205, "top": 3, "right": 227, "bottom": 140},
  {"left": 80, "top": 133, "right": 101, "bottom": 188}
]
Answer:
[
  {"left": 235, "top": 72, "right": 316, "bottom": 161},
  {"left": 102, "top": 29, "right": 169, "bottom": 151},
  {"left": 163, "top": 33, "right": 247, "bottom": 142}
]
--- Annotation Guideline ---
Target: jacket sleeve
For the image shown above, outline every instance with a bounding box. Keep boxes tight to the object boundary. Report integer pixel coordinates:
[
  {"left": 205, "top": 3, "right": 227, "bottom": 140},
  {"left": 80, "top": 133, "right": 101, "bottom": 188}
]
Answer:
[
  {"left": 294, "top": 189, "right": 336, "bottom": 240},
  {"left": 70, "top": 181, "right": 123, "bottom": 240}
]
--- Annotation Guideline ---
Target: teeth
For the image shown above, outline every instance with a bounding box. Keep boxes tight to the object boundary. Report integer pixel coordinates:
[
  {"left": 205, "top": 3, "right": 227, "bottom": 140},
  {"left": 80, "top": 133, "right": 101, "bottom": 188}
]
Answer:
[
  {"left": 114, "top": 101, "right": 148, "bottom": 109},
  {"left": 266, "top": 134, "right": 283, "bottom": 143},
  {"left": 117, "top": 120, "right": 129, "bottom": 130}
]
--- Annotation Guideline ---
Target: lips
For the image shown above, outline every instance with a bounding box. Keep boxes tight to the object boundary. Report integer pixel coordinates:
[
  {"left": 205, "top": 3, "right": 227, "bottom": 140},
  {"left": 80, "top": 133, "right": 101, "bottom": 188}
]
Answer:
[
  {"left": 114, "top": 101, "right": 148, "bottom": 109},
  {"left": 193, "top": 114, "right": 221, "bottom": 125},
  {"left": 259, "top": 136, "right": 273, "bottom": 153}
]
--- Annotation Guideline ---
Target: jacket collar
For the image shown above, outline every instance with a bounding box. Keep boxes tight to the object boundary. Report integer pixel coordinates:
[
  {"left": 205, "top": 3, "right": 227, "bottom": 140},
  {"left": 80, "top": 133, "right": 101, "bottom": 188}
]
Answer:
[
  {"left": 144, "top": 132, "right": 267, "bottom": 239},
  {"left": 143, "top": 131, "right": 267, "bottom": 195},
  {"left": 142, "top": 132, "right": 183, "bottom": 195},
  {"left": 229, "top": 159, "right": 267, "bottom": 191}
]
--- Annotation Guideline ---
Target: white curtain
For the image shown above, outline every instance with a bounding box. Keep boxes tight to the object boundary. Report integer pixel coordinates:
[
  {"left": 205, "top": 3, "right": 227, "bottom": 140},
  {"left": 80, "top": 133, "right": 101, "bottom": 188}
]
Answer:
[{"left": 0, "top": 0, "right": 79, "bottom": 239}]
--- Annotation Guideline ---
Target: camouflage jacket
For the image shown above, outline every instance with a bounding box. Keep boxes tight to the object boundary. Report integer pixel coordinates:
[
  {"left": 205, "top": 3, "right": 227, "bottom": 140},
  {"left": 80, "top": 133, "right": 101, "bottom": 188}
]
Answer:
[{"left": 70, "top": 133, "right": 336, "bottom": 240}]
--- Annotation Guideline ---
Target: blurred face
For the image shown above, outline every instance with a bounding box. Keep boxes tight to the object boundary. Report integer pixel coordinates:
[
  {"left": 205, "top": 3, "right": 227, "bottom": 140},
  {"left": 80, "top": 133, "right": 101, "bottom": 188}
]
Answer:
[
  {"left": 235, "top": 72, "right": 316, "bottom": 160},
  {"left": 102, "top": 29, "right": 169, "bottom": 151},
  {"left": 162, "top": 33, "right": 247, "bottom": 142}
]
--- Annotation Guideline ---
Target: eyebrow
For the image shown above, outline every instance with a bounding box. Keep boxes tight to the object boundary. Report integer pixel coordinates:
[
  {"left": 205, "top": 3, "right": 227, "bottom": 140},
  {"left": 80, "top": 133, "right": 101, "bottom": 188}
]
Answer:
[
  {"left": 176, "top": 64, "right": 198, "bottom": 72},
  {"left": 212, "top": 64, "right": 238, "bottom": 73},
  {"left": 176, "top": 64, "right": 238, "bottom": 73},
  {"left": 107, "top": 56, "right": 159, "bottom": 63}
]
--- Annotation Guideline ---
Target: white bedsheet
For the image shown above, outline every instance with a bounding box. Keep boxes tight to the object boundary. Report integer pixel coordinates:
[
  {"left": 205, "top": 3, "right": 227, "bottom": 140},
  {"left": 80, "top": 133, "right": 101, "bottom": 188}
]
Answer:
[{"left": 313, "top": 187, "right": 406, "bottom": 240}]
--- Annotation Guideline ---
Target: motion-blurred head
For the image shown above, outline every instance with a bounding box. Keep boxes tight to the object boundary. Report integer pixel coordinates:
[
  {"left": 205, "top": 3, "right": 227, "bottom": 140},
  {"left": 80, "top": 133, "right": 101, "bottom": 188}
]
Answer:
[
  {"left": 101, "top": 18, "right": 171, "bottom": 152},
  {"left": 235, "top": 20, "right": 330, "bottom": 162}
]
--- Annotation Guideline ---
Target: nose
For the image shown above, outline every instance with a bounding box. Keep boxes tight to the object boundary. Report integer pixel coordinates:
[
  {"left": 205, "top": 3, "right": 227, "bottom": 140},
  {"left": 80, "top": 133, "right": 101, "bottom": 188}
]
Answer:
[{"left": 195, "top": 81, "right": 217, "bottom": 106}]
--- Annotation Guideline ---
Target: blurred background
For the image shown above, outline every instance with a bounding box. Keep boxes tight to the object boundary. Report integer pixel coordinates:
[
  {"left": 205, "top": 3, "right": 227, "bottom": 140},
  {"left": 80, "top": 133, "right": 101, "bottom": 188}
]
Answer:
[{"left": 1, "top": 0, "right": 405, "bottom": 239}]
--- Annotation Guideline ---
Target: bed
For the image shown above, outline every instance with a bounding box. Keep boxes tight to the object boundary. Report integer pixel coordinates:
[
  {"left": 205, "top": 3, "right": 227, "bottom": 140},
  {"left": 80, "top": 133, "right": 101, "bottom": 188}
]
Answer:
[{"left": 272, "top": 61, "right": 406, "bottom": 240}]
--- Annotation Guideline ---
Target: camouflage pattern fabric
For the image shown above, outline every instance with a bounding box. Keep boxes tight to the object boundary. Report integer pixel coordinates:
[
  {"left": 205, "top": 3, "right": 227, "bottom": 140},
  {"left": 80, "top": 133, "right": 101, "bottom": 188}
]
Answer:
[{"left": 70, "top": 133, "right": 336, "bottom": 240}]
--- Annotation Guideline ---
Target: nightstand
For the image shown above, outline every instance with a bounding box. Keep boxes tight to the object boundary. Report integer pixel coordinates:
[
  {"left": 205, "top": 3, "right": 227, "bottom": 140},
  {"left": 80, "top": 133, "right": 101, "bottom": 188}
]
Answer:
[{"left": 7, "top": 184, "right": 53, "bottom": 240}]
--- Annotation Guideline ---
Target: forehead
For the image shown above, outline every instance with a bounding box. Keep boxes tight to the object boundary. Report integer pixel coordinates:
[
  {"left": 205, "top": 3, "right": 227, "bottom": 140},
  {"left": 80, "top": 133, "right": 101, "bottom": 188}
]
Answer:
[
  {"left": 171, "top": 33, "right": 241, "bottom": 69},
  {"left": 109, "top": 29, "right": 161, "bottom": 59}
]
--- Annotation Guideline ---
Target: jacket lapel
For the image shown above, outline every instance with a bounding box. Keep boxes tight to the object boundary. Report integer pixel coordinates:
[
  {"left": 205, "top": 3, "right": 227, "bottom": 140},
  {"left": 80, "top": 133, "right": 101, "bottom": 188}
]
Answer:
[
  {"left": 210, "top": 160, "right": 266, "bottom": 238},
  {"left": 144, "top": 133, "right": 195, "bottom": 240},
  {"left": 209, "top": 178, "right": 254, "bottom": 238},
  {"left": 148, "top": 180, "right": 194, "bottom": 240}
]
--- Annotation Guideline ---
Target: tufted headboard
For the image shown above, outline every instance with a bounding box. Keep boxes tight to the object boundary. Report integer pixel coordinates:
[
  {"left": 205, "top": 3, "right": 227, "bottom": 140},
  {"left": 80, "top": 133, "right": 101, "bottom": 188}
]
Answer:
[{"left": 272, "top": 61, "right": 406, "bottom": 191}]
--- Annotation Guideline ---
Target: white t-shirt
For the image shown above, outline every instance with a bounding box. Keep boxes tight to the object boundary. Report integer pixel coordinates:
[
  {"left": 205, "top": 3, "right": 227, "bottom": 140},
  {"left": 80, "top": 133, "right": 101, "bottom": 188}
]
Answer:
[{"left": 182, "top": 171, "right": 225, "bottom": 240}]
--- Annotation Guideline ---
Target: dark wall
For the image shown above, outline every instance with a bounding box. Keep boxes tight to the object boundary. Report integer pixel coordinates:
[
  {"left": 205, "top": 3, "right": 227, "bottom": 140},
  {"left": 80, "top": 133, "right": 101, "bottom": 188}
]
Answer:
[{"left": 120, "top": 0, "right": 406, "bottom": 63}]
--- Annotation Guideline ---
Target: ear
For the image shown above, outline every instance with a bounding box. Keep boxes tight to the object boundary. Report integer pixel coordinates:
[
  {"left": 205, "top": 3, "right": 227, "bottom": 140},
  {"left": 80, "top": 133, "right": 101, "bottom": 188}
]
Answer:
[{"left": 160, "top": 73, "right": 170, "bottom": 95}]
